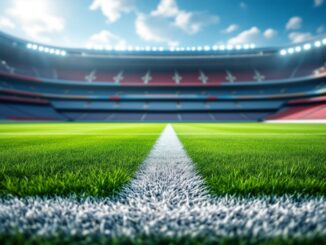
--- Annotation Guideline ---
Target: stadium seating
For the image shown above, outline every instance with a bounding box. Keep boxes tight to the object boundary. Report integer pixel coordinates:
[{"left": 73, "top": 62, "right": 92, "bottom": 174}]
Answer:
[{"left": 0, "top": 32, "right": 326, "bottom": 122}]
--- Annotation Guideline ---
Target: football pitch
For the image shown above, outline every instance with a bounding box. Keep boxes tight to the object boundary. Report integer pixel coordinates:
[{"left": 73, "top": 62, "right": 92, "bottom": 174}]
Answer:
[{"left": 0, "top": 122, "right": 325, "bottom": 244}]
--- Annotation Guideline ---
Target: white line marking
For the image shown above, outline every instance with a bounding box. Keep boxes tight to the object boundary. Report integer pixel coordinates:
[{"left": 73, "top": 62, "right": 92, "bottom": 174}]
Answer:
[{"left": 0, "top": 124, "right": 325, "bottom": 240}]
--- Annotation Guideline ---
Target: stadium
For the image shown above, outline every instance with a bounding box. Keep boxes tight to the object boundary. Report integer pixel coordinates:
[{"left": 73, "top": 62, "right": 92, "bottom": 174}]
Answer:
[{"left": 0, "top": 0, "right": 326, "bottom": 244}]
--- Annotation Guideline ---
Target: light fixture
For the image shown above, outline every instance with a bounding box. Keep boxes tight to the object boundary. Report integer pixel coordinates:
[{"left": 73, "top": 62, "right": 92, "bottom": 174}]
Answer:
[
  {"left": 226, "top": 45, "right": 233, "bottom": 50},
  {"left": 288, "top": 48, "right": 294, "bottom": 54},
  {"left": 219, "top": 45, "right": 225, "bottom": 51},
  {"left": 280, "top": 49, "right": 287, "bottom": 56},
  {"left": 212, "top": 45, "right": 218, "bottom": 51},
  {"left": 204, "top": 45, "right": 210, "bottom": 51},
  {"left": 314, "top": 41, "right": 321, "bottom": 47},
  {"left": 105, "top": 45, "right": 113, "bottom": 51},
  {"left": 295, "top": 46, "right": 302, "bottom": 52},
  {"left": 303, "top": 43, "right": 311, "bottom": 50}
]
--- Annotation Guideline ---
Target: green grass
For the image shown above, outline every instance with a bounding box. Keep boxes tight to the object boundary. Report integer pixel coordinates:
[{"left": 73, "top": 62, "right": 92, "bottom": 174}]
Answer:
[
  {"left": 0, "top": 123, "right": 164, "bottom": 197},
  {"left": 174, "top": 123, "right": 326, "bottom": 196}
]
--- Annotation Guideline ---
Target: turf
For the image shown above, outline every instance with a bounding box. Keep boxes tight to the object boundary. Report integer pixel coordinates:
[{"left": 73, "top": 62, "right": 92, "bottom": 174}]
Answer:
[
  {"left": 174, "top": 123, "right": 326, "bottom": 196},
  {"left": 0, "top": 123, "right": 164, "bottom": 197}
]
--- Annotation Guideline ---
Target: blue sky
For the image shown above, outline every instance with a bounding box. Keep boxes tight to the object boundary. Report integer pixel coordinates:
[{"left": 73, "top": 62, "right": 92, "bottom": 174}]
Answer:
[{"left": 0, "top": 0, "right": 325, "bottom": 49}]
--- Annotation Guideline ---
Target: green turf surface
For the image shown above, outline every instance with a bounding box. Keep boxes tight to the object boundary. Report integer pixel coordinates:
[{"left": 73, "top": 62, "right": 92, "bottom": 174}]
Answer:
[
  {"left": 174, "top": 123, "right": 326, "bottom": 196},
  {"left": 0, "top": 123, "right": 164, "bottom": 197}
]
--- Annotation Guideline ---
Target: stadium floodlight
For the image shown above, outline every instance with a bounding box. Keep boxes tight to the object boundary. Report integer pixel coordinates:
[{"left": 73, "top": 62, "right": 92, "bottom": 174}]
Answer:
[
  {"left": 32, "top": 44, "right": 38, "bottom": 50},
  {"left": 159, "top": 47, "right": 164, "bottom": 51},
  {"left": 180, "top": 47, "right": 185, "bottom": 51},
  {"left": 191, "top": 46, "right": 196, "bottom": 51},
  {"left": 127, "top": 46, "right": 134, "bottom": 51},
  {"left": 169, "top": 47, "right": 176, "bottom": 52},
  {"left": 38, "top": 46, "right": 44, "bottom": 52},
  {"left": 49, "top": 49, "right": 55, "bottom": 54},
  {"left": 287, "top": 48, "right": 294, "bottom": 54},
  {"left": 60, "top": 51, "right": 67, "bottom": 56},
  {"left": 197, "top": 46, "right": 203, "bottom": 51},
  {"left": 55, "top": 50, "right": 61, "bottom": 55},
  {"left": 250, "top": 44, "right": 256, "bottom": 49},
  {"left": 44, "top": 47, "right": 50, "bottom": 53},
  {"left": 295, "top": 46, "right": 302, "bottom": 53},
  {"left": 280, "top": 49, "right": 287, "bottom": 56},
  {"left": 145, "top": 46, "right": 151, "bottom": 51},
  {"left": 243, "top": 44, "right": 250, "bottom": 50},
  {"left": 105, "top": 45, "right": 113, "bottom": 51},
  {"left": 314, "top": 41, "right": 322, "bottom": 48},
  {"left": 204, "top": 45, "right": 211, "bottom": 51},
  {"left": 226, "top": 45, "right": 233, "bottom": 50},
  {"left": 212, "top": 45, "right": 218, "bottom": 51},
  {"left": 303, "top": 43, "right": 312, "bottom": 50},
  {"left": 26, "top": 43, "right": 33, "bottom": 49},
  {"left": 323, "top": 39, "right": 326, "bottom": 45},
  {"left": 219, "top": 45, "right": 225, "bottom": 51},
  {"left": 235, "top": 45, "right": 242, "bottom": 50}
]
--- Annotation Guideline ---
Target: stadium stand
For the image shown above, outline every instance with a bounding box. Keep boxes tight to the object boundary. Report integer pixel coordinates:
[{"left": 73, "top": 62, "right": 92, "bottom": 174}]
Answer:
[{"left": 0, "top": 32, "right": 325, "bottom": 122}]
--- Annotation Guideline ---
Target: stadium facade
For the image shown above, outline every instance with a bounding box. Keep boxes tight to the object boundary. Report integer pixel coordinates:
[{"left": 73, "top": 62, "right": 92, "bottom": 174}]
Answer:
[{"left": 0, "top": 32, "right": 326, "bottom": 122}]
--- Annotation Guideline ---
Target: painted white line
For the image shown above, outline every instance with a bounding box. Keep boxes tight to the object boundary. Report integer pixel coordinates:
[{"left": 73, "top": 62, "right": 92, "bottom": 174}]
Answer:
[{"left": 0, "top": 124, "right": 325, "bottom": 240}]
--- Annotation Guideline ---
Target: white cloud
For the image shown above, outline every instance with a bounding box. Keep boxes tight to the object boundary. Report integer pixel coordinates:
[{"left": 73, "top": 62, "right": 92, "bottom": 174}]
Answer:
[
  {"left": 90, "top": 0, "right": 134, "bottom": 23},
  {"left": 264, "top": 28, "right": 277, "bottom": 39},
  {"left": 0, "top": 17, "right": 15, "bottom": 29},
  {"left": 314, "top": 0, "right": 324, "bottom": 7},
  {"left": 150, "top": 0, "right": 218, "bottom": 35},
  {"left": 228, "top": 27, "right": 260, "bottom": 45},
  {"left": 222, "top": 24, "right": 239, "bottom": 34},
  {"left": 7, "top": 0, "right": 64, "bottom": 43},
  {"left": 286, "top": 17, "right": 302, "bottom": 30},
  {"left": 317, "top": 25, "right": 325, "bottom": 33},
  {"left": 135, "top": 14, "right": 178, "bottom": 46},
  {"left": 288, "top": 32, "right": 313, "bottom": 43},
  {"left": 135, "top": 0, "right": 218, "bottom": 45},
  {"left": 152, "top": 0, "right": 179, "bottom": 17},
  {"left": 86, "top": 30, "right": 126, "bottom": 48}
]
